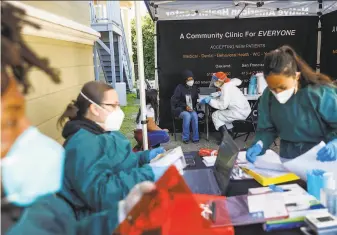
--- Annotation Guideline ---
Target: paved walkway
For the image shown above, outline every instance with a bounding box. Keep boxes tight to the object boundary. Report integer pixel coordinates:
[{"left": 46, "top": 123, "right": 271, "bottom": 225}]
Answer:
[{"left": 163, "top": 131, "right": 280, "bottom": 153}]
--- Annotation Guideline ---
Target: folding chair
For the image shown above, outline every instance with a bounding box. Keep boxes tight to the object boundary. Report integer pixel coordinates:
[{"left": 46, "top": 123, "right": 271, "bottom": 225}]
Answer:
[{"left": 232, "top": 98, "right": 260, "bottom": 142}]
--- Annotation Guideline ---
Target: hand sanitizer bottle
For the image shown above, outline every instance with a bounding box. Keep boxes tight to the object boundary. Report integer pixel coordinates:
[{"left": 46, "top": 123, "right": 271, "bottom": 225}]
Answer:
[{"left": 321, "top": 172, "right": 335, "bottom": 209}]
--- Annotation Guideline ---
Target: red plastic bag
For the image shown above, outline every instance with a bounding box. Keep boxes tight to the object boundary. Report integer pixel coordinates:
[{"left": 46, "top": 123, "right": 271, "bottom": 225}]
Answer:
[
  {"left": 114, "top": 166, "right": 234, "bottom": 235},
  {"left": 199, "top": 148, "right": 218, "bottom": 157}
]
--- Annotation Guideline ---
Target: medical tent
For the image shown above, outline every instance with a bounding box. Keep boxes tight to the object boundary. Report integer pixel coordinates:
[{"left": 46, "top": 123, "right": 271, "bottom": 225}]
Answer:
[{"left": 143, "top": 0, "right": 337, "bottom": 129}]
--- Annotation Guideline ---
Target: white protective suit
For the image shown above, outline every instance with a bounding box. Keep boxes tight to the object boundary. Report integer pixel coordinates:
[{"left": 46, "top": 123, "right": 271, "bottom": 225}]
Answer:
[{"left": 209, "top": 78, "right": 251, "bottom": 130}]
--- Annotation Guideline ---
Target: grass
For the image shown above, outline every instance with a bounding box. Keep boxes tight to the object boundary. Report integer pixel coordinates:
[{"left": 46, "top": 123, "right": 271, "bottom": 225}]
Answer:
[{"left": 120, "top": 93, "right": 139, "bottom": 146}]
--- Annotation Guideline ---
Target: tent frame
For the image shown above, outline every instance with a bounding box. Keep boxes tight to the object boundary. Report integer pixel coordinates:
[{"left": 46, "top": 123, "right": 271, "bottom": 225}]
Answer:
[{"left": 135, "top": 0, "right": 336, "bottom": 144}]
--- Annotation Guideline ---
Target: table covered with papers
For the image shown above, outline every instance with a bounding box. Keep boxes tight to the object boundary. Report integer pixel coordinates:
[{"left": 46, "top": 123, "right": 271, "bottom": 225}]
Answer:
[{"left": 186, "top": 151, "right": 305, "bottom": 235}]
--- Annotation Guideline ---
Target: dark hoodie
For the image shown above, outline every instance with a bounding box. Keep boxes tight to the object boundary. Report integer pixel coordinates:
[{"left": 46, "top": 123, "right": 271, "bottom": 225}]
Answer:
[
  {"left": 62, "top": 118, "right": 105, "bottom": 146},
  {"left": 171, "top": 70, "right": 198, "bottom": 117}
]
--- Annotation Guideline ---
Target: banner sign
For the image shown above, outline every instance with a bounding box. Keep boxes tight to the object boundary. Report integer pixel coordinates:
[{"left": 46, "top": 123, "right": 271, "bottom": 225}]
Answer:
[
  {"left": 321, "top": 10, "right": 337, "bottom": 80},
  {"left": 157, "top": 16, "right": 317, "bottom": 128}
]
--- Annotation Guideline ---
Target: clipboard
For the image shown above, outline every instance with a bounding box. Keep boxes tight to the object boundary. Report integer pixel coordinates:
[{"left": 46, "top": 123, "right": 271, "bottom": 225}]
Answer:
[
  {"left": 114, "top": 166, "right": 234, "bottom": 235},
  {"left": 241, "top": 167, "right": 299, "bottom": 186}
]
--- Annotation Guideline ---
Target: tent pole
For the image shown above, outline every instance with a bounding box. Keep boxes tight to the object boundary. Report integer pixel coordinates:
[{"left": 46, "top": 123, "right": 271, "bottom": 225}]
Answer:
[
  {"left": 134, "top": 1, "right": 148, "bottom": 150},
  {"left": 154, "top": 5, "right": 160, "bottom": 124},
  {"left": 154, "top": 20, "right": 158, "bottom": 90},
  {"left": 316, "top": 0, "right": 323, "bottom": 73}
]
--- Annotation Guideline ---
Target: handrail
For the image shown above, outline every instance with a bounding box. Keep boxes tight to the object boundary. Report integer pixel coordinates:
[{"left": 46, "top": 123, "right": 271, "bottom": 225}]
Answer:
[{"left": 120, "top": 12, "right": 132, "bottom": 80}]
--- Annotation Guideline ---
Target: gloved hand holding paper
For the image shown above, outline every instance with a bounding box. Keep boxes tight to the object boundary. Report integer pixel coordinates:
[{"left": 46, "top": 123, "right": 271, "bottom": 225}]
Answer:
[{"left": 283, "top": 142, "right": 336, "bottom": 186}]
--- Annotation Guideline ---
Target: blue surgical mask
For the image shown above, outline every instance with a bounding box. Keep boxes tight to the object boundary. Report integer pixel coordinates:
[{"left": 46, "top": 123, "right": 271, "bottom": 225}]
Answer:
[{"left": 1, "top": 127, "right": 65, "bottom": 206}]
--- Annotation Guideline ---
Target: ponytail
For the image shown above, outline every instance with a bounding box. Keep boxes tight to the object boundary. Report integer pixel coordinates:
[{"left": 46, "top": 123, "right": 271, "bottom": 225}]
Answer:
[
  {"left": 57, "top": 100, "right": 79, "bottom": 128},
  {"left": 264, "top": 45, "right": 335, "bottom": 88},
  {"left": 57, "top": 81, "right": 113, "bottom": 128}
]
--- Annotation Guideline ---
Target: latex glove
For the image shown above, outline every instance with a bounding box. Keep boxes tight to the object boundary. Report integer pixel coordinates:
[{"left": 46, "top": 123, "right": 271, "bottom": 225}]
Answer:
[
  {"left": 151, "top": 166, "right": 169, "bottom": 181},
  {"left": 317, "top": 139, "right": 337, "bottom": 162},
  {"left": 148, "top": 147, "right": 165, "bottom": 162},
  {"left": 246, "top": 143, "right": 263, "bottom": 163},
  {"left": 200, "top": 97, "right": 212, "bottom": 104},
  {"left": 118, "top": 181, "right": 156, "bottom": 222},
  {"left": 269, "top": 185, "right": 284, "bottom": 192}
]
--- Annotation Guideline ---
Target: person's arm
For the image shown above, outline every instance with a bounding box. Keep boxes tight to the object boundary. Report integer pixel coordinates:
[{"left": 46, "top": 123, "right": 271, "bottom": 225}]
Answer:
[
  {"left": 171, "top": 85, "right": 186, "bottom": 112},
  {"left": 134, "top": 150, "right": 151, "bottom": 165},
  {"left": 64, "top": 135, "right": 154, "bottom": 212},
  {"left": 147, "top": 117, "right": 162, "bottom": 131},
  {"left": 311, "top": 86, "right": 337, "bottom": 142},
  {"left": 146, "top": 107, "right": 161, "bottom": 131},
  {"left": 253, "top": 89, "right": 278, "bottom": 154},
  {"left": 209, "top": 85, "right": 230, "bottom": 110}
]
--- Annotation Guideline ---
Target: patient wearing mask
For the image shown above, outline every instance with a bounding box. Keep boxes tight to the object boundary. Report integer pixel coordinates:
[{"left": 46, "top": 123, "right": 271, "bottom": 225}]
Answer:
[
  {"left": 57, "top": 81, "right": 167, "bottom": 220},
  {"left": 171, "top": 69, "right": 199, "bottom": 144},
  {"left": 1, "top": 2, "right": 158, "bottom": 234}
]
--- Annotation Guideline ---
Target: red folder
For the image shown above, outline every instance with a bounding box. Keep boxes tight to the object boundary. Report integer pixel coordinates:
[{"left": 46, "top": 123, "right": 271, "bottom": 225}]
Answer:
[{"left": 114, "top": 166, "right": 234, "bottom": 235}]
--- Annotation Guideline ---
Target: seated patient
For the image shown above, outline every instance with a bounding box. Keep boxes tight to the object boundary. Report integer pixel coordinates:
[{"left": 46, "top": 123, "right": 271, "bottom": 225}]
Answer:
[
  {"left": 58, "top": 81, "right": 166, "bottom": 219},
  {"left": 135, "top": 89, "right": 170, "bottom": 149},
  {"left": 171, "top": 69, "right": 199, "bottom": 144}
]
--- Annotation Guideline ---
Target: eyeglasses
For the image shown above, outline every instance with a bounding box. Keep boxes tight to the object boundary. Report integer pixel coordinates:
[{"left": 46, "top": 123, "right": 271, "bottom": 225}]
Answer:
[{"left": 100, "top": 103, "right": 120, "bottom": 108}]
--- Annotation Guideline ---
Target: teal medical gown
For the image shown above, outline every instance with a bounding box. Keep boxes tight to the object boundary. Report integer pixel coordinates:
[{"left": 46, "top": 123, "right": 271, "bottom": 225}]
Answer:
[
  {"left": 254, "top": 85, "right": 337, "bottom": 159},
  {"left": 59, "top": 130, "right": 154, "bottom": 219},
  {"left": 7, "top": 195, "right": 119, "bottom": 235}
]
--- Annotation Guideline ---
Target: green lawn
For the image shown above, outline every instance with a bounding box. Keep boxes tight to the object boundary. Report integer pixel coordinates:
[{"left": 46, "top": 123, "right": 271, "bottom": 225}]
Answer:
[{"left": 120, "top": 93, "right": 139, "bottom": 146}]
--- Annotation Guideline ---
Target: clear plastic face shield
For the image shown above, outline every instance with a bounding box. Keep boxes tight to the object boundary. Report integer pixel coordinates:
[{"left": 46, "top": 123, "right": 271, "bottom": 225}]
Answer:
[{"left": 209, "top": 74, "right": 219, "bottom": 88}]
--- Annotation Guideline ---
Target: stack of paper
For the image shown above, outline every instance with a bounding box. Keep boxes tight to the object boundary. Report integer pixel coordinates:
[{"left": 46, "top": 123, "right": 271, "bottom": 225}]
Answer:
[
  {"left": 238, "top": 150, "right": 299, "bottom": 186},
  {"left": 247, "top": 193, "right": 289, "bottom": 220},
  {"left": 263, "top": 194, "right": 327, "bottom": 231},
  {"left": 149, "top": 146, "right": 187, "bottom": 173},
  {"left": 283, "top": 142, "right": 337, "bottom": 189},
  {"left": 202, "top": 156, "right": 217, "bottom": 167},
  {"left": 248, "top": 184, "right": 307, "bottom": 196}
]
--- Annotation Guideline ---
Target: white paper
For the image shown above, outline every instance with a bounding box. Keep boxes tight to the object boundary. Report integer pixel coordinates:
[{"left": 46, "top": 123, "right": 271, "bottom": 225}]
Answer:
[
  {"left": 237, "top": 150, "right": 288, "bottom": 172},
  {"left": 149, "top": 146, "right": 187, "bottom": 172},
  {"left": 248, "top": 183, "right": 307, "bottom": 196},
  {"left": 283, "top": 142, "right": 337, "bottom": 188},
  {"left": 185, "top": 94, "right": 193, "bottom": 110},
  {"left": 237, "top": 151, "right": 248, "bottom": 165},
  {"left": 247, "top": 193, "right": 288, "bottom": 219},
  {"left": 202, "top": 156, "right": 217, "bottom": 164},
  {"left": 254, "top": 150, "right": 288, "bottom": 172}
]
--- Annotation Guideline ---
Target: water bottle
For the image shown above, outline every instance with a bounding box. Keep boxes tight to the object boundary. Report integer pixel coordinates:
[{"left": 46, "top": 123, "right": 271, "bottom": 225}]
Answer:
[{"left": 248, "top": 75, "right": 257, "bottom": 95}]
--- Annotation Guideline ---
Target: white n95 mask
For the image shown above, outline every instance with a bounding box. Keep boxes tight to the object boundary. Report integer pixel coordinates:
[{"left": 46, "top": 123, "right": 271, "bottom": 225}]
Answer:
[
  {"left": 186, "top": 80, "right": 194, "bottom": 87},
  {"left": 103, "top": 107, "right": 125, "bottom": 131},
  {"left": 1, "top": 127, "right": 65, "bottom": 206},
  {"left": 80, "top": 92, "right": 125, "bottom": 131},
  {"left": 271, "top": 87, "right": 295, "bottom": 104}
]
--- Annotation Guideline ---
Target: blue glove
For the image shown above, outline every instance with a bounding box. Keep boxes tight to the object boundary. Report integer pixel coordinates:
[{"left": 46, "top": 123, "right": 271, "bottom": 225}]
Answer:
[
  {"left": 200, "top": 97, "right": 212, "bottom": 104},
  {"left": 148, "top": 147, "right": 165, "bottom": 162},
  {"left": 246, "top": 143, "right": 263, "bottom": 163},
  {"left": 269, "top": 185, "right": 284, "bottom": 192},
  {"left": 317, "top": 139, "right": 337, "bottom": 162},
  {"left": 151, "top": 166, "right": 168, "bottom": 181}
]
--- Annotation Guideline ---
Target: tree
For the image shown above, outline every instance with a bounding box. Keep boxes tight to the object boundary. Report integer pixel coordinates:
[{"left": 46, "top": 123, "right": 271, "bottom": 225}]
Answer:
[{"left": 131, "top": 14, "right": 154, "bottom": 81}]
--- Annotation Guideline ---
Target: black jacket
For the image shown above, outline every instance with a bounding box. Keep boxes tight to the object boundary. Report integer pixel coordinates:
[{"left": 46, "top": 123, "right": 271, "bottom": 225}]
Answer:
[
  {"left": 171, "top": 84, "right": 198, "bottom": 117},
  {"left": 62, "top": 118, "right": 105, "bottom": 146}
]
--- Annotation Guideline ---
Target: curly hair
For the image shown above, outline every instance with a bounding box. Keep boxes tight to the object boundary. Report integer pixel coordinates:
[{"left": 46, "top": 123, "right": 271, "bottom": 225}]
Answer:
[{"left": 1, "top": 1, "right": 60, "bottom": 94}]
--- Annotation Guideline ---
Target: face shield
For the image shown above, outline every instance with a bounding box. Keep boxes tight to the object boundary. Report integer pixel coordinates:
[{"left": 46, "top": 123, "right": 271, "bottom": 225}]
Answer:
[{"left": 209, "top": 74, "right": 220, "bottom": 88}]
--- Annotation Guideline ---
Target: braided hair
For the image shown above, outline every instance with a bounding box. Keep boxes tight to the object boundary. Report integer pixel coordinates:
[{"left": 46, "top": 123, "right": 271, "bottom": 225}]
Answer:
[{"left": 1, "top": 2, "right": 60, "bottom": 94}]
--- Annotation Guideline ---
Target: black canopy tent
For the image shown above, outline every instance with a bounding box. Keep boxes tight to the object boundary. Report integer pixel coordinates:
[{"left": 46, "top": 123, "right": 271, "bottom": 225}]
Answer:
[{"left": 144, "top": 0, "right": 337, "bottom": 128}]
